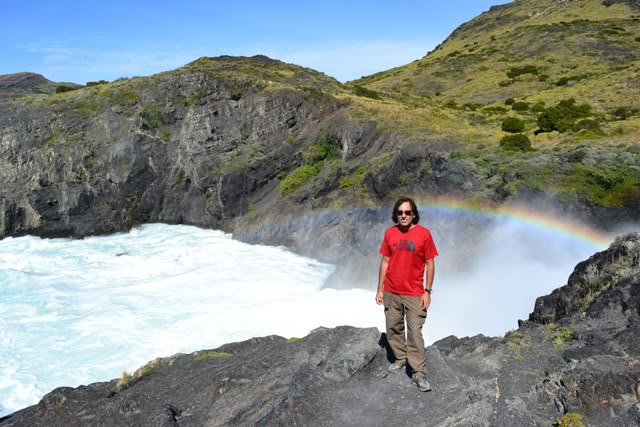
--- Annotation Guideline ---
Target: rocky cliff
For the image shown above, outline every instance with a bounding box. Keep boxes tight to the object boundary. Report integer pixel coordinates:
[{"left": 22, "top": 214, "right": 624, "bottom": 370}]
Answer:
[{"left": 2, "top": 233, "right": 638, "bottom": 426}]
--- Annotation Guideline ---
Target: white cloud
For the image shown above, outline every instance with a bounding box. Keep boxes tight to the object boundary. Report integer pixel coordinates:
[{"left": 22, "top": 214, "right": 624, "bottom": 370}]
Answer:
[{"left": 19, "top": 39, "right": 435, "bottom": 83}]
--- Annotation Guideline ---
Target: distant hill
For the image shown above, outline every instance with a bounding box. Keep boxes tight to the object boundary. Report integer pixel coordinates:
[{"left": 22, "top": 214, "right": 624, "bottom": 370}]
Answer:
[{"left": 353, "top": 0, "right": 640, "bottom": 107}]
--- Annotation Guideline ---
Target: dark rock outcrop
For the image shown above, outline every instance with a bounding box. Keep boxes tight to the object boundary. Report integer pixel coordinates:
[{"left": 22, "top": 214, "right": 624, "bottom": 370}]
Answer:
[
  {"left": 3, "top": 234, "right": 639, "bottom": 426},
  {"left": 603, "top": 0, "right": 640, "bottom": 11}
]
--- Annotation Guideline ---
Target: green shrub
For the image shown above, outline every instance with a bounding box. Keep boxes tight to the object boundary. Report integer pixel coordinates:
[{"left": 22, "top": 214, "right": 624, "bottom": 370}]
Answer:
[
  {"left": 141, "top": 104, "right": 163, "bottom": 129},
  {"left": 551, "top": 326, "right": 574, "bottom": 347},
  {"left": 500, "top": 134, "right": 531, "bottom": 151},
  {"left": 228, "top": 88, "right": 242, "bottom": 101},
  {"left": 554, "top": 412, "right": 586, "bottom": 427},
  {"left": 537, "top": 74, "right": 549, "bottom": 81},
  {"left": 502, "top": 117, "right": 526, "bottom": 133},
  {"left": 44, "top": 129, "right": 64, "bottom": 146},
  {"left": 506, "top": 65, "right": 538, "bottom": 78},
  {"left": 339, "top": 165, "right": 368, "bottom": 189},
  {"left": 504, "top": 98, "right": 515, "bottom": 106},
  {"left": 160, "top": 130, "right": 170, "bottom": 142},
  {"left": 103, "top": 88, "right": 140, "bottom": 106},
  {"left": 537, "top": 99, "right": 592, "bottom": 133},
  {"left": 86, "top": 80, "right": 108, "bottom": 87},
  {"left": 512, "top": 101, "right": 529, "bottom": 112},
  {"left": 498, "top": 80, "right": 514, "bottom": 87},
  {"left": 635, "top": 36, "right": 640, "bottom": 42},
  {"left": 193, "top": 351, "right": 233, "bottom": 361},
  {"left": 303, "top": 132, "right": 339, "bottom": 163},
  {"left": 353, "top": 85, "right": 381, "bottom": 100},
  {"left": 74, "top": 102, "right": 99, "bottom": 116},
  {"left": 280, "top": 164, "right": 319, "bottom": 195},
  {"left": 531, "top": 102, "right": 546, "bottom": 112},
  {"left": 484, "top": 105, "right": 508, "bottom": 113},
  {"left": 55, "top": 85, "right": 75, "bottom": 93},
  {"left": 303, "top": 143, "right": 337, "bottom": 163},
  {"left": 556, "top": 74, "right": 587, "bottom": 86},
  {"left": 116, "top": 371, "right": 132, "bottom": 391},
  {"left": 444, "top": 99, "right": 458, "bottom": 109}
]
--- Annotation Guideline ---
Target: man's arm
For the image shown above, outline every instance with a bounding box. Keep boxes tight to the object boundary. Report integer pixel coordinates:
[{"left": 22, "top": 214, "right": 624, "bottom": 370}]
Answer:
[
  {"left": 421, "top": 258, "right": 435, "bottom": 310},
  {"left": 375, "top": 256, "right": 389, "bottom": 305}
]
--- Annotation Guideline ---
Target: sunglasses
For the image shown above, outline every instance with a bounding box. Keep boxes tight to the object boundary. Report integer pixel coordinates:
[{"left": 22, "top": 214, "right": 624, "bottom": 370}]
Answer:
[{"left": 397, "top": 210, "right": 413, "bottom": 216}]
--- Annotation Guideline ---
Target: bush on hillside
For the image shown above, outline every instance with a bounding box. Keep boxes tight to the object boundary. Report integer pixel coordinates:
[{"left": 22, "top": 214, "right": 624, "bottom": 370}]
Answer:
[
  {"left": 504, "top": 98, "right": 515, "bottom": 106},
  {"left": 463, "top": 103, "right": 481, "bottom": 111},
  {"left": 500, "top": 133, "right": 531, "bottom": 151},
  {"left": 536, "top": 98, "right": 592, "bottom": 133},
  {"left": 86, "top": 80, "right": 108, "bottom": 87},
  {"left": 55, "top": 85, "right": 75, "bottom": 93},
  {"left": 484, "top": 105, "right": 508, "bottom": 113},
  {"left": 531, "top": 101, "right": 546, "bottom": 112},
  {"left": 506, "top": 65, "right": 539, "bottom": 79},
  {"left": 556, "top": 74, "right": 588, "bottom": 87},
  {"left": 445, "top": 99, "right": 458, "bottom": 109},
  {"left": 302, "top": 136, "right": 338, "bottom": 163},
  {"left": 228, "top": 88, "right": 242, "bottom": 101},
  {"left": 141, "top": 104, "right": 163, "bottom": 129},
  {"left": 353, "top": 85, "right": 380, "bottom": 100},
  {"left": 280, "top": 164, "right": 319, "bottom": 196},
  {"left": 502, "top": 117, "right": 526, "bottom": 133},
  {"left": 512, "top": 101, "right": 530, "bottom": 112}
]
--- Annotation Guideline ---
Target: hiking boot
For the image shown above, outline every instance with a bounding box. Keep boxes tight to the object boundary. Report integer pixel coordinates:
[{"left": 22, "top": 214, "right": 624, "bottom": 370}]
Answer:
[
  {"left": 412, "top": 373, "right": 432, "bottom": 392},
  {"left": 387, "top": 361, "right": 405, "bottom": 374}
]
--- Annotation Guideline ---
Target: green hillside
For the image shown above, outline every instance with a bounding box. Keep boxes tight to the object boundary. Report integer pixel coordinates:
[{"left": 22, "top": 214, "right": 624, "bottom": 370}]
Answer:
[{"left": 329, "top": 0, "right": 640, "bottom": 210}]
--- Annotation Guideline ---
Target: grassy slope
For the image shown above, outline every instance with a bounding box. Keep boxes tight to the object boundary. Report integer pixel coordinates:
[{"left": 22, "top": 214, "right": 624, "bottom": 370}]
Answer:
[{"left": 339, "top": 0, "right": 640, "bottom": 208}]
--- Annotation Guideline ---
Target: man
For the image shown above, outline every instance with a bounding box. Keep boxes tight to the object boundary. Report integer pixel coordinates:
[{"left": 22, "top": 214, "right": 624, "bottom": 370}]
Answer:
[{"left": 375, "top": 197, "right": 438, "bottom": 392}]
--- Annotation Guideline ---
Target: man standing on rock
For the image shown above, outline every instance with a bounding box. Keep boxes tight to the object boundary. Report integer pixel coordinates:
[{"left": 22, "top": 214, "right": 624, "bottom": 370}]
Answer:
[{"left": 376, "top": 197, "right": 438, "bottom": 392}]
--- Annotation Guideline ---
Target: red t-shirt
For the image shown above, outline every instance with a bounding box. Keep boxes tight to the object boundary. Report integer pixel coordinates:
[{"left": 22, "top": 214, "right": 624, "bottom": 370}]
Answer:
[{"left": 379, "top": 224, "right": 438, "bottom": 296}]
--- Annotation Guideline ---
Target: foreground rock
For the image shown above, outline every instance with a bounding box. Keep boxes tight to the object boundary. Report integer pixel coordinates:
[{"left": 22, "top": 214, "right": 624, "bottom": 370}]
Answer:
[{"left": 2, "top": 234, "right": 640, "bottom": 426}]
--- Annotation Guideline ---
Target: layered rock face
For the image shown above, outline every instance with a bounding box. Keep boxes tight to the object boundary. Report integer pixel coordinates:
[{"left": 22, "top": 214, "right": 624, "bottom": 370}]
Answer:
[
  {"left": 0, "top": 59, "right": 347, "bottom": 239},
  {"left": 3, "top": 234, "right": 638, "bottom": 426}
]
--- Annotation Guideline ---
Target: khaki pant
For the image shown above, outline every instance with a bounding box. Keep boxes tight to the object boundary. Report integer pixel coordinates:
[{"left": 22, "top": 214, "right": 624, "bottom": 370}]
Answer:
[{"left": 383, "top": 291, "right": 428, "bottom": 375}]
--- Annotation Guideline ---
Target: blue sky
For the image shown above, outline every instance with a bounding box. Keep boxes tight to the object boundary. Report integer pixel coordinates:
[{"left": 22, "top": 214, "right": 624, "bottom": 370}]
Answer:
[{"left": 1, "top": 1, "right": 511, "bottom": 84}]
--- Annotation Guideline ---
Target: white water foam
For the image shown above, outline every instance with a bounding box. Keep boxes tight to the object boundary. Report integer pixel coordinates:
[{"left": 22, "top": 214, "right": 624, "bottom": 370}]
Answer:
[{"left": 0, "top": 222, "right": 607, "bottom": 416}]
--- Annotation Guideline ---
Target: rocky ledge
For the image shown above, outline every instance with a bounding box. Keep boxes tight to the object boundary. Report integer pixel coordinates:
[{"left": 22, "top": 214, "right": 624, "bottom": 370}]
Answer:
[{"left": 2, "top": 234, "right": 639, "bottom": 427}]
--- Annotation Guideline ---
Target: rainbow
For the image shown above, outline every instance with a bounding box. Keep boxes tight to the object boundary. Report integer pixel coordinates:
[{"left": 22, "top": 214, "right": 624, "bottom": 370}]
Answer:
[
  {"left": 410, "top": 195, "right": 612, "bottom": 249},
  {"left": 239, "top": 196, "right": 614, "bottom": 250}
]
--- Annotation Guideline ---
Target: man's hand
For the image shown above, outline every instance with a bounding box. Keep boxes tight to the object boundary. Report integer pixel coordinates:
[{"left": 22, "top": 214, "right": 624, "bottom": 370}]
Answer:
[
  {"left": 420, "top": 291, "right": 431, "bottom": 310},
  {"left": 376, "top": 289, "right": 384, "bottom": 305}
]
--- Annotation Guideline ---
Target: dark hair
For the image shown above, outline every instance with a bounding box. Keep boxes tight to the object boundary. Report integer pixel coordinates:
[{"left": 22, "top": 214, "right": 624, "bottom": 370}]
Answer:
[{"left": 391, "top": 197, "right": 420, "bottom": 224}]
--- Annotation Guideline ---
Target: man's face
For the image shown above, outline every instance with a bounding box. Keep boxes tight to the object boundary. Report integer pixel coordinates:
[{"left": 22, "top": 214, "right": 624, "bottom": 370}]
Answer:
[{"left": 397, "top": 201, "right": 415, "bottom": 227}]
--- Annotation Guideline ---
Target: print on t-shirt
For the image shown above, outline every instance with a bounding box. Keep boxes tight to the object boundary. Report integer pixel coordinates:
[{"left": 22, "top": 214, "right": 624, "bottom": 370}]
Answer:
[{"left": 394, "top": 239, "right": 416, "bottom": 252}]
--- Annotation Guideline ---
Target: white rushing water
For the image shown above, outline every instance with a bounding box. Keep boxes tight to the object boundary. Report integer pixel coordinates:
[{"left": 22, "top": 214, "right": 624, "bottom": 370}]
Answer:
[{"left": 0, "top": 222, "right": 609, "bottom": 416}]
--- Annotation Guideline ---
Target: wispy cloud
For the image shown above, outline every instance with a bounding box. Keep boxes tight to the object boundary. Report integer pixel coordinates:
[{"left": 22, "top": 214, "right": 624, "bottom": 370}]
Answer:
[
  {"left": 19, "top": 39, "right": 206, "bottom": 83},
  {"left": 18, "top": 39, "right": 435, "bottom": 83},
  {"left": 262, "top": 40, "right": 436, "bottom": 82}
]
